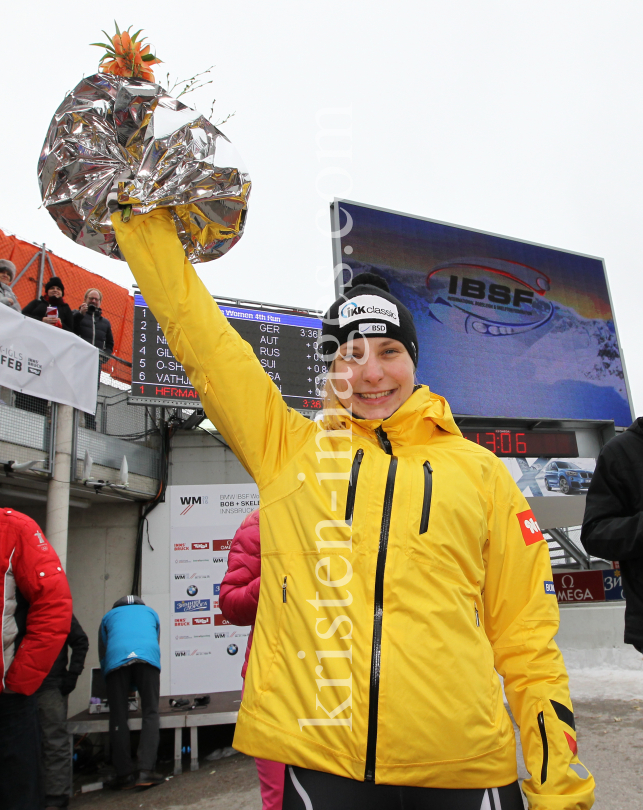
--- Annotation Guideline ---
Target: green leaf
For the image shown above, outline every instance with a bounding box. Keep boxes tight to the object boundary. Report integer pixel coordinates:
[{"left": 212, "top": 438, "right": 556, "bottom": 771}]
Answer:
[
  {"left": 114, "top": 20, "right": 121, "bottom": 36},
  {"left": 141, "top": 53, "right": 158, "bottom": 62},
  {"left": 131, "top": 29, "right": 143, "bottom": 42},
  {"left": 98, "top": 53, "right": 114, "bottom": 63},
  {"left": 101, "top": 30, "right": 114, "bottom": 44},
  {"left": 90, "top": 42, "right": 113, "bottom": 50}
]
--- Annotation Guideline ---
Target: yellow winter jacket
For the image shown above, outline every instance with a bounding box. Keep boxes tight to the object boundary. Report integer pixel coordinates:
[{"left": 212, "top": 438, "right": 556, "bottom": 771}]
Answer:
[{"left": 113, "top": 209, "right": 594, "bottom": 809}]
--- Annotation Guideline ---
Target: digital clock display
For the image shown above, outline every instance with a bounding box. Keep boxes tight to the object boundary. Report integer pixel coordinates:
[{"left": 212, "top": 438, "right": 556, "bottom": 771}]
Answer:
[
  {"left": 461, "top": 429, "right": 579, "bottom": 458},
  {"left": 131, "top": 295, "right": 324, "bottom": 410}
]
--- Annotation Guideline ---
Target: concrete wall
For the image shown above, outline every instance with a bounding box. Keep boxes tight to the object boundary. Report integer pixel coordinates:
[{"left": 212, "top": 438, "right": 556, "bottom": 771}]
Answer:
[
  {"left": 167, "top": 429, "right": 254, "bottom": 487},
  {"left": 557, "top": 602, "right": 641, "bottom": 670},
  {"left": 65, "top": 501, "right": 139, "bottom": 717}
]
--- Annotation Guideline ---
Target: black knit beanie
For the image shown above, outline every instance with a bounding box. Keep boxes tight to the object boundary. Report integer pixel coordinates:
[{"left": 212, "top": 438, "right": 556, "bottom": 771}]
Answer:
[
  {"left": 45, "top": 276, "right": 65, "bottom": 296},
  {"left": 319, "top": 273, "right": 418, "bottom": 365}
]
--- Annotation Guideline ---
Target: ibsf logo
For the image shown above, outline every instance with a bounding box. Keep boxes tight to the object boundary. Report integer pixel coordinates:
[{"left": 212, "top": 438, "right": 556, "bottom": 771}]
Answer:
[
  {"left": 425, "top": 259, "right": 554, "bottom": 341},
  {"left": 192, "top": 542, "right": 209, "bottom": 550},
  {"left": 179, "top": 495, "right": 208, "bottom": 516},
  {"left": 187, "top": 585, "right": 198, "bottom": 597},
  {"left": 193, "top": 617, "right": 211, "bottom": 625}
]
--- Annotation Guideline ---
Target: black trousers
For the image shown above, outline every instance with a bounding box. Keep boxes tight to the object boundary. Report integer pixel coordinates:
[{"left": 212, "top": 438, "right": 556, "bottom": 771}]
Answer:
[
  {"left": 105, "top": 663, "right": 160, "bottom": 776},
  {"left": 0, "top": 692, "right": 43, "bottom": 810},
  {"left": 283, "top": 766, "right": 525, "bottom": 810}
]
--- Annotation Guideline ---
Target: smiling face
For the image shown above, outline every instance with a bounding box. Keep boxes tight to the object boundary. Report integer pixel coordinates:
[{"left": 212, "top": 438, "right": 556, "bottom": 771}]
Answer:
[
  {"left": 85, "top": 289, "right": 102, "bottom": 307},
  {"left": 0, "top": 269, "right": 11, "bottom": 285},
  {"left": 47, "top": 286, "right": 63, "bottom": 299},
  {"left": 332, "top": 336, "right": 416, "bottom": 420}
]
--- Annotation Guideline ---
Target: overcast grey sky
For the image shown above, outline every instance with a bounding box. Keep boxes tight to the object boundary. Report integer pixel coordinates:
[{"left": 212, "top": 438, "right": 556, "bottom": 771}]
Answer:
[{"left": 3, "top": 1, "right": 642, "bottom": 413}]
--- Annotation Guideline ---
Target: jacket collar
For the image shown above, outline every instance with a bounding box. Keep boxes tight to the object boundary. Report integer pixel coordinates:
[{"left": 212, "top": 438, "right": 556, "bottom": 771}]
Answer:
[{"left": 325, "top": 385, "right": 461, "bottom": 447}]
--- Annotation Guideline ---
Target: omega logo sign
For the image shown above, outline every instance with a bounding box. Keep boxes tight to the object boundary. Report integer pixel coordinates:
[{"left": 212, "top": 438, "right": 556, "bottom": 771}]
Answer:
[{"left": 553, "top": 571, "right": 605, "bottom": 603}]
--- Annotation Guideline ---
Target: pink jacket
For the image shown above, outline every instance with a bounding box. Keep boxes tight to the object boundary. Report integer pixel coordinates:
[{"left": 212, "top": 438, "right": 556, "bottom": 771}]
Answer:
[{"left": 219, "top": 510, "right": 260, "bottom": 678}]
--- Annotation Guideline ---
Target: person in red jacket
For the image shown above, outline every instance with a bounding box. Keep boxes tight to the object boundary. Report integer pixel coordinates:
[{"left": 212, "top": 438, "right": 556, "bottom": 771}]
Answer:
[
  {"left": 220, "top": 510, "right": 285, "bottom": 810},
  {"left": 0, "top": 508, "right": 73, "bottom": 810}
]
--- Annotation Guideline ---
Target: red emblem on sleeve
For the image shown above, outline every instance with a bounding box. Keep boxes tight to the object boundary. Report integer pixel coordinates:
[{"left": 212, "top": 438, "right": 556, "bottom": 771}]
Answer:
[
  {"left": 564, "top": 731, "right": 578, "bottom": 755},
  {"left": 517, "top": 509, "right": 544, "bottom": 546}
]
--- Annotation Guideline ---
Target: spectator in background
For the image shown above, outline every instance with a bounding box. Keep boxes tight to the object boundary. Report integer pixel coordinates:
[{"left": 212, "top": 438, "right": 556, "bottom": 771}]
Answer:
[
  {"left": 0, "top": 508, "right": 72, "bottom": 810},
  {"left": 0, "top": 259, "right": 21, "bottom": 312},
  {"left": 99, "top": 595, "right": 163, "bottom": 790},
  {"left": 73, "top": 288, "right": 114, "bottom": 356},
  {"left": 220, "top": 510, "right": 285, "bottom": 810},
  {"left": 581, "top": 418, "right": 643, "bottom": 652},
  {"left": 37, "top": 614, "right": 89, "bottom": 810},
  {"left": 22, "top": 276, "right": 73, "bottom": 331}
]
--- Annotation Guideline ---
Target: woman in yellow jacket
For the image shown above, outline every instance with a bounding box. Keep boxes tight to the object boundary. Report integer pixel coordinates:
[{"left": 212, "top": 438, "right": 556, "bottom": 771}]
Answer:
[{"left": 113, "top": 209, "right": 594, "bottom": 810}]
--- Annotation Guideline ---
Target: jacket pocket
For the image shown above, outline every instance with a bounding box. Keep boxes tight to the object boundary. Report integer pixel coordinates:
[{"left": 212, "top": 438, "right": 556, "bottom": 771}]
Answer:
[
  {"left": 419, "top": 461, "right": 433, "bottom": 534},
  {"left": 537, "top": 708, "right": 549, "bottom": 785}
]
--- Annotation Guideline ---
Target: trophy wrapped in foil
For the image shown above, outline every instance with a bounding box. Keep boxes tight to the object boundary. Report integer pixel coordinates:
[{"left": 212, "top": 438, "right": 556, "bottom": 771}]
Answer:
[{"left": 38, "top": 29, "right": 250, "bottom": 263}]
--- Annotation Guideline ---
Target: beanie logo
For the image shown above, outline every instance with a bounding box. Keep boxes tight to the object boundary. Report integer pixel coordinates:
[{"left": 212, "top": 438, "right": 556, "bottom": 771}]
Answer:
[
  {"left": 359, "top": 322, "right": 387, "bottom": 335},
  {"left": 338, "top": 296, "right": 400, "bottom": 326}
]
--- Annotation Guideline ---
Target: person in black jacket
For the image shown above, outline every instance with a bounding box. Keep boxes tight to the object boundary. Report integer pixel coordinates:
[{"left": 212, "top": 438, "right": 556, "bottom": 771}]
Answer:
[
  {"left": 22, "top": 276, "right": 73, "bottom": 332},
  {"left": 72, "top": 288, "right": 114, "bottom": 355},
  {"left": 36, "top": 614, "right": 89, "bottom": 809},
  {"left": 581, "top": 418, "right": 643, "bottom": 651}
]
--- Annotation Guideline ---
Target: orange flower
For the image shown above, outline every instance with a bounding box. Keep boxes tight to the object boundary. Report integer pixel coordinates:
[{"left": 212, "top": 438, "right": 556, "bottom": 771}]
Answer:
[{"left": 91, "top": 23, "right": 162, "bottom": 82}]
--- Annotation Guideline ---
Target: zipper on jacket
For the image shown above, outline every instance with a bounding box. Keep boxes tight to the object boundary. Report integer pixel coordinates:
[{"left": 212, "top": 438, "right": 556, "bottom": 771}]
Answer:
[
  {"left": 375, "top": 426, "right": 392, "bottom": 455},
  {"left": 282, "top": 576, "right": 287, "bottom": 603},
  {"left": 364, "top": 455, "right": 398, "bottom": 782},
  {"left": 537, "top": 710, "right": 548, "bottom": 784},
  {"left": 474, "top": 604, "right": 480, "bottom": 627},
  {"left": 419, "top": 461, "right": 433, "bottom": 534},
  {"left": 345, "top": 449, "right": 364, "bottom": 523}
]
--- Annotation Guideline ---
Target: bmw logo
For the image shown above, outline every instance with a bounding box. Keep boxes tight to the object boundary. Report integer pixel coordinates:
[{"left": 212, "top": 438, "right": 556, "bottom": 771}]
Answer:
[
  {"left": 227, "top": 644, "right": 238, "bottom": 656},
  {"left": 187, "top": 585, "right": 198, "bottom": 596}
]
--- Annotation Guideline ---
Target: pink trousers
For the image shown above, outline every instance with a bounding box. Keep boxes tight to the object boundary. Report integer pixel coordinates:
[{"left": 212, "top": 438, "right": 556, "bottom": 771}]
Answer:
[
  {"left": 241, "top": 681, "right": 285, "bottom": 809},
  {"left": 255, "top": 755, "right": 285, "bottom": 810}
]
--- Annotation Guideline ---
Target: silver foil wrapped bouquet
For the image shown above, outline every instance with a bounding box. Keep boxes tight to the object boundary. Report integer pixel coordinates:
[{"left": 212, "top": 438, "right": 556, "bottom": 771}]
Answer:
[{"left": 38, "top": 26, "right": 250, "bottom": 262}]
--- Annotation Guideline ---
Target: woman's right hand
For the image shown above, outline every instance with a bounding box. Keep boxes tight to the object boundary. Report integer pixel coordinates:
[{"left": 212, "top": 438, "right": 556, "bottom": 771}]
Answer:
[{"left": 43, "top": 316, "right": 60, "bottom": 325}]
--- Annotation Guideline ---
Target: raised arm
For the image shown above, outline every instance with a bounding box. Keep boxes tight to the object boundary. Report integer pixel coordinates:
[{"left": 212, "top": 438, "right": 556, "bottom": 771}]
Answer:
[
  {"left": 484, "top": 463, "right": 595, "bottom": 810},
  {"left": 112, "top": 209, "right": 313, "bottom": 486}
]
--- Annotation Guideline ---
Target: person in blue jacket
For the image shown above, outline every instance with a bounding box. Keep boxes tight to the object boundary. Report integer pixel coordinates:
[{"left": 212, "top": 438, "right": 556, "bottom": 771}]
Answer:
[{"left": 99, "top": 595, "right": 162, "bottom": 790}]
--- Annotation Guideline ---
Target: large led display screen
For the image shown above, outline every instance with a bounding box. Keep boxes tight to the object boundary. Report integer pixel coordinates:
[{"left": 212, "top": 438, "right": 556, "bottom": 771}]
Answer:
[{"left": 332, "top": 201, "right": 632, "bottom": 425}]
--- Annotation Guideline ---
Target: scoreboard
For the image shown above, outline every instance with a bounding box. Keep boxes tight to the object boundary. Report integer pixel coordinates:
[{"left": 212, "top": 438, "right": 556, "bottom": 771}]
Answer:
[{"left": 131, "top": 294, "right": 325, "bottom": 410}]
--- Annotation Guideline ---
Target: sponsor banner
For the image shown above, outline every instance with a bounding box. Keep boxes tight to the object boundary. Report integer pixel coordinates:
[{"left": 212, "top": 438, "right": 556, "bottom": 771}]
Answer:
[
  {"left": 169, "top": 484, "right": 257, "bottom": 694},
  {"left": 553, "top": 570, "right": 625, "bottom": 604},
  {"left": 0, "top": 304, "right": 99, "bottom": 413},
  {"left": 501, "top": 457, "right": 596, "bottom": 498}
]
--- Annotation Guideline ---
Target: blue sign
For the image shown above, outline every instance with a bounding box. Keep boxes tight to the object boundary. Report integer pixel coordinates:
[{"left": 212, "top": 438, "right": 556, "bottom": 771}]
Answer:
[
  {"left": 602, "top": 569, "right": 625, "bottom": 601},
  {"left": 213, "top": 583, "right": 221, "bottom": 596},
  {"left": 544, "top": 581, "right": 556, "bottom": 595}
]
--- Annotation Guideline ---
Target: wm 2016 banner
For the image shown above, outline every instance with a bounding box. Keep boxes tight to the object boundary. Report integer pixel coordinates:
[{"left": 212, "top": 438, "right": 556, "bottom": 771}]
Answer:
[
  {"left": 0, "top": 306, "right": 98, "bottom": 414},
  {"left": 170, "top": 484, "right": 259, "bottom": 695}
]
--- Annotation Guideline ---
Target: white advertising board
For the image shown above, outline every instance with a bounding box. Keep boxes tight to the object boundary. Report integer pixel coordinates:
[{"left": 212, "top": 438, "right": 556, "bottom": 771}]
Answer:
[{"left": 169, "top": 484, "right": 259, "bottom": 695}]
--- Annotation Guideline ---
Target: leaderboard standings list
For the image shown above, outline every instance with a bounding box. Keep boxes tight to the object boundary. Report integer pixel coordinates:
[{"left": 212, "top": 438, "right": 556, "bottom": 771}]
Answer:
[{"left": 132, "top": 295, "right": 326, "bottom": 410}]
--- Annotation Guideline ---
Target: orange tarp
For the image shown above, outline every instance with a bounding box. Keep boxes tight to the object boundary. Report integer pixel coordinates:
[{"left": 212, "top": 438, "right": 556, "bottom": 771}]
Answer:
[{"left": 0, "top": 229, "right": 133, "bottom": 384}]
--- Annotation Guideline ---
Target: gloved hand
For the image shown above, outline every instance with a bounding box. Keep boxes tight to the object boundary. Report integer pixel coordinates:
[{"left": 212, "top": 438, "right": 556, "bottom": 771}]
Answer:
[{"left": 60, "top": 672, "right": 79, "bottom": 696}]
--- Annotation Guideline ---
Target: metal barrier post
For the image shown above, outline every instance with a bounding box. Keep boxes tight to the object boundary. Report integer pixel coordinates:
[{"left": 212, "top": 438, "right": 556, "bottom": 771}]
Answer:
[{"left": 46, "top": 403, "right": 74, "bottom": 568}]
